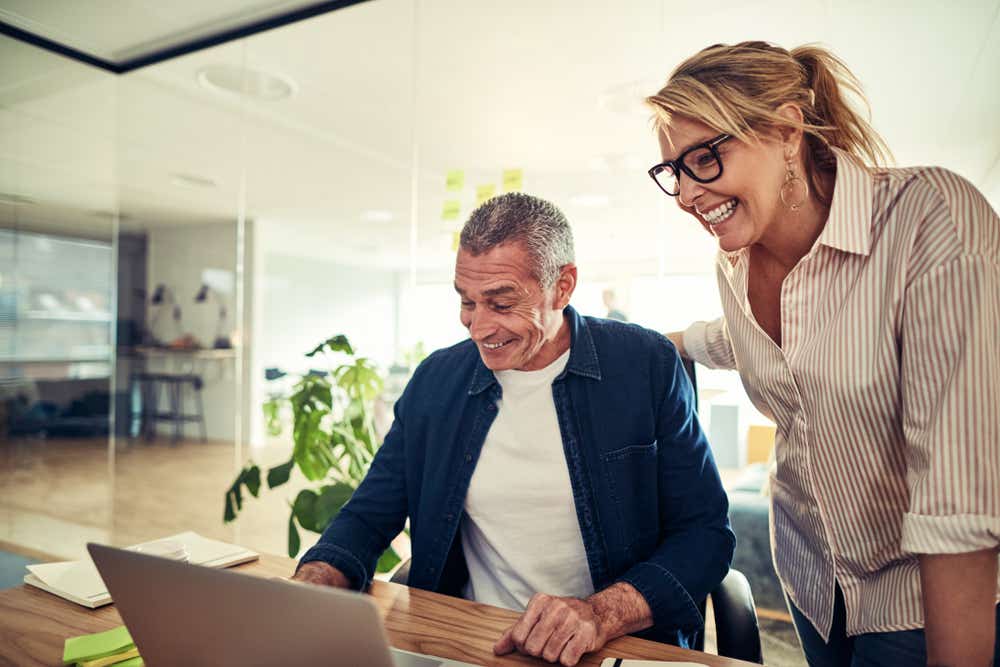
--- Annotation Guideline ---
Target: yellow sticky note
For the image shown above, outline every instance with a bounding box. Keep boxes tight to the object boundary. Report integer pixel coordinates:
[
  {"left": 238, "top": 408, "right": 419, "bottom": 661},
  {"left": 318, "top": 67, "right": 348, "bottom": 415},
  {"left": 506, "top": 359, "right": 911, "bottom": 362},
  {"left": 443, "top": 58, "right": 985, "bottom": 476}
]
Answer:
[
  {"left": 445, "top": 169, "right": 465, "bottom": 192},
  {"left": 441, "top": 200, "right": 461, "bottom": 221},
  {"left": 79, "top": 647, "right": 141, "bottom": 667},
  {"left": 451, "top": 231, "right": 461, "bottom": 252},
  {"left": 502, "top": 168, "right": 523, "bottom": 192},
  {"left": 475, "top": 184, "right": 497, "bottom": 206}
]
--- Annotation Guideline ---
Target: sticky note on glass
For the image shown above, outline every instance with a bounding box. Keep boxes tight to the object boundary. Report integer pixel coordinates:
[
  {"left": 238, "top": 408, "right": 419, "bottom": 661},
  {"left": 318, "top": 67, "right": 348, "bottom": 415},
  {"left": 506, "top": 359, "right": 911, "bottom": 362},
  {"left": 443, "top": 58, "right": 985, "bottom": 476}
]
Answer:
[
  {"left": 502, "top": 168, "right": 523, "bottom": 192},
  {"left": 63, "top": 625, "right": 135, "bottom": 665},
  {"left": 445, "top": 169, "right": 465, "bottom": 191},
  {"left": 441, "top": 200, "right": 461, "bottom": 221},
  {"left": 475, "top": 184, "right": 496, "bottom": 206},
  {"left": 452, "top": 231, "right": 461, "bottom": 252}
]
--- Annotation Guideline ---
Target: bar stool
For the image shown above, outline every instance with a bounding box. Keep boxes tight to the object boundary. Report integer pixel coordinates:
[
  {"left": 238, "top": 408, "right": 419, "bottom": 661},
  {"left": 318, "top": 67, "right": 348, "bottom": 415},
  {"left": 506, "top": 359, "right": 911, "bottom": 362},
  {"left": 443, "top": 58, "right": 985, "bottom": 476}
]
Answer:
[{"left": 130, "top": 372, "right": 207, "bottom": 444}]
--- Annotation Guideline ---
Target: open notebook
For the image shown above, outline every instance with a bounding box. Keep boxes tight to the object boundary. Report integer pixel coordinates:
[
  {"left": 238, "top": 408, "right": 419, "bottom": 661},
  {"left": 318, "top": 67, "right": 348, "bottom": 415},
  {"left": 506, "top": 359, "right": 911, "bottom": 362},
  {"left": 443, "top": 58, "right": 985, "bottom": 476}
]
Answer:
[{"left": 23, "top": 531, "right": 258, "bottom": 608}]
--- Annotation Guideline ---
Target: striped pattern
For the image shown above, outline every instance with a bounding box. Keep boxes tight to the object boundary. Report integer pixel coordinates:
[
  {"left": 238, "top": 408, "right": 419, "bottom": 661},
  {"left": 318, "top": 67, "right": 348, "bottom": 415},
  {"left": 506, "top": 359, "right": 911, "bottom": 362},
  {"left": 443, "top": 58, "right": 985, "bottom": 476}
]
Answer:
[{"left": 683, "top": 149, "right": 1000, "bottom": 640}]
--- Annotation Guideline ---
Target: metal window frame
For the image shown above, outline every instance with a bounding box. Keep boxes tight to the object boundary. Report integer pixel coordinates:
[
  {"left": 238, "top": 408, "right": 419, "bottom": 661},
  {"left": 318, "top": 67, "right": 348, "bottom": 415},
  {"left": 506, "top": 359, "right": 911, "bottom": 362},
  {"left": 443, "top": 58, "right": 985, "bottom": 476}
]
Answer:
[{"left": 0, "top": 0, "right": 369, "bottom": 74}]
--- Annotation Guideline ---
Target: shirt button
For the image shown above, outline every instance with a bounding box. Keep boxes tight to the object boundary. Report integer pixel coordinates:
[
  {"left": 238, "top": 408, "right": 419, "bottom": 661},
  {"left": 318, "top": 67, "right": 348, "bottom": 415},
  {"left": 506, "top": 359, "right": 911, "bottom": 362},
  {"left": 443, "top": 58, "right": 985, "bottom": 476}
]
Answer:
[
  {"left": 465, "top": 454, "right": 473, "bottom": 463},
  {"left": 444, "top": 513, "right": 454, "bottom": 521}
]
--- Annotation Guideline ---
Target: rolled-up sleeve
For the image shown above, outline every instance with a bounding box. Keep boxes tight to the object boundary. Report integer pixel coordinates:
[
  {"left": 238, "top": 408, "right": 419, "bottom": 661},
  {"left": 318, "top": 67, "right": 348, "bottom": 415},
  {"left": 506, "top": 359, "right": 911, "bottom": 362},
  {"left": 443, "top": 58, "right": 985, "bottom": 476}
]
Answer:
[
  {"left": 683, "top": 317, "right": 737, "bottom": 370},
  {"left": 900, "top": 254, "right": 1000, "bottom": 554}
]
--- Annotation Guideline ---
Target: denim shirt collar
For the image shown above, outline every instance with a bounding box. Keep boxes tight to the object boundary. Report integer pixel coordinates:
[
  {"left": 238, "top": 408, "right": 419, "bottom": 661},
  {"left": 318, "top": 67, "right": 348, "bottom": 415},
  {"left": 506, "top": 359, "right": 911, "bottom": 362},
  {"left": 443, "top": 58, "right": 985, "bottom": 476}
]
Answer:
[{"left": 467, "top": 305, "right": 602, "bottom": 395}]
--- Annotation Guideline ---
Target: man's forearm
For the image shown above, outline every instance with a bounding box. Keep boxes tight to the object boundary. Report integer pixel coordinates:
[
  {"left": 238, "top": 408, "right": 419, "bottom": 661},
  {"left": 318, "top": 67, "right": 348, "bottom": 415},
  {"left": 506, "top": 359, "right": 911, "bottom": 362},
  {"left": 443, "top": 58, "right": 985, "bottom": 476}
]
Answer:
[
  {"left": 588, "top": 582, "right": 654, "bottom": 640},
  {"left": 919, "top": 547, "right": 999, "bottom": 667}
]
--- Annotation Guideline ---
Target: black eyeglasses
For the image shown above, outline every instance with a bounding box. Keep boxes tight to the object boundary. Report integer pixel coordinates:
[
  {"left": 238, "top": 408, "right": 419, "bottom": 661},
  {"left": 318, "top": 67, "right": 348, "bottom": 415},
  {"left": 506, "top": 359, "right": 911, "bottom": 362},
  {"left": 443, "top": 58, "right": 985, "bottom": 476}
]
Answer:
[{"left": 647, "top": 134, "right": 733, "bottom": 197}]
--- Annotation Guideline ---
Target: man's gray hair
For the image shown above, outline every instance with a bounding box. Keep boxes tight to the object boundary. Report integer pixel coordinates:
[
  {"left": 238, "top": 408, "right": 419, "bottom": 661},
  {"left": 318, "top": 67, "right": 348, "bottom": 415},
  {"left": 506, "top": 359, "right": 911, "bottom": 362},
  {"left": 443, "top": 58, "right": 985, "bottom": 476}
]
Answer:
[{"left": 459, "top": 192, "right": 575, "bottom": 287}]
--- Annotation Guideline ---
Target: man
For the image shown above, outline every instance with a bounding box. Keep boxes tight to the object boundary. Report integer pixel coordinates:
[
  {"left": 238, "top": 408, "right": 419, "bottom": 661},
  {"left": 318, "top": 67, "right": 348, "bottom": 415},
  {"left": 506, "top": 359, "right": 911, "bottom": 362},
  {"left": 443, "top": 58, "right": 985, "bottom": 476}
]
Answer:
[
  {"left": 293, "top": 193, "right": 734, "bottom": 665},
  {"left": 602, "top": 287, "right": 628, "bottom": 321}
]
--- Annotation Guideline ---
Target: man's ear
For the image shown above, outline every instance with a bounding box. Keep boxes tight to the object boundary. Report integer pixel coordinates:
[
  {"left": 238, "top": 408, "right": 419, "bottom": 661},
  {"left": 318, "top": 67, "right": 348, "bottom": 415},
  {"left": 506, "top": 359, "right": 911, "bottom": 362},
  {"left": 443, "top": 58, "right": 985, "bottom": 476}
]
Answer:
[
  {"left": 774, "top": 102, "right": 805, "bottom": 157},
  {"left": 552, "top": 263, "right": 577, "bottom": 309}
]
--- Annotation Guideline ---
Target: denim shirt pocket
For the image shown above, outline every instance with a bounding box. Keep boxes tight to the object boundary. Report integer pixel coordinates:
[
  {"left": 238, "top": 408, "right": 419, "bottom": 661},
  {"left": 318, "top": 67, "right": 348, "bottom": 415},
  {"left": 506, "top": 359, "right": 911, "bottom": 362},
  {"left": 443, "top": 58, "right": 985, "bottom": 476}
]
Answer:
[{"left": 601, "top": 440, "right": 660, "bottom": 561}]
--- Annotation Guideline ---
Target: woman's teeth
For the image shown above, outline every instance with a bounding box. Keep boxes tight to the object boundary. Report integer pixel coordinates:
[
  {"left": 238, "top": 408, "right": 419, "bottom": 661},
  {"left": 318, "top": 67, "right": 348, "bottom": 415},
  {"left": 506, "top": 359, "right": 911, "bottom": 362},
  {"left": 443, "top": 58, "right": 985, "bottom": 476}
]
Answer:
[{"left": 703, "top": 199, "right": 738, "bottom": 226}]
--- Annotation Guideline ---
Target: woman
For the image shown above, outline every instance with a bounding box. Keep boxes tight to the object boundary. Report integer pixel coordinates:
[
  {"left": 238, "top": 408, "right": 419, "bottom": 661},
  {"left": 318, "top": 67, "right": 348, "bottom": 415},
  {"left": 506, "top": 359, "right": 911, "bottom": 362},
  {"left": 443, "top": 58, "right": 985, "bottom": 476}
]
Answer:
[{"left": 646, "top": 42, "right": 999, "bottom": 666}]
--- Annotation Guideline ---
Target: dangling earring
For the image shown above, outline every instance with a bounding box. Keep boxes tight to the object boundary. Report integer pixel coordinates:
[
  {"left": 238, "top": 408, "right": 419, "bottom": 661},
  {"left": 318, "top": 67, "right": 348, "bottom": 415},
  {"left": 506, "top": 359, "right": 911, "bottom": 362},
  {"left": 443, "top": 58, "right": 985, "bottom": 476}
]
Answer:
[{"left": 780, "top": 157, "right": 809, "bottom": 211}]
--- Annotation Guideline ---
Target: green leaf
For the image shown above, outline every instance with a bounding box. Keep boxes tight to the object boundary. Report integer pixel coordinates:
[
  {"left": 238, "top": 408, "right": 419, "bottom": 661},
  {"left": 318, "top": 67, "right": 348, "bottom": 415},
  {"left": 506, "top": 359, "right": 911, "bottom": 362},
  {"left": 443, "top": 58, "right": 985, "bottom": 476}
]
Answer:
[
  {"left": 224, "top": 489, "right": 236, "bottom": 523},
  {"left": 335, "top": 358, "right": 383, "bottom": 402},
  {"left": 313, "top": 483, "right": 354, "bottom": 532},
  {"left": 375, "top": 546, "right": 401, "bottom": 574},
  {"left": 305, "top": 334, "right": 354, "bottom": 358},
  {"left": 287, "top": 514, "right": 301, "bottom": 558},
  {"left": 242, "top": 465, "right": 261, "bottom": 497},
  {"left": 263, "top": 398, "right": 283, "bottom": 437},
  {"left": 292, "top": 489, "right": 320, "bottom": 532},
  {"left": 292, "top": 408, "right": 334, "bottom": 481},
  {"left": 267, "top": 459, "right": 294, "bottom": 488}
]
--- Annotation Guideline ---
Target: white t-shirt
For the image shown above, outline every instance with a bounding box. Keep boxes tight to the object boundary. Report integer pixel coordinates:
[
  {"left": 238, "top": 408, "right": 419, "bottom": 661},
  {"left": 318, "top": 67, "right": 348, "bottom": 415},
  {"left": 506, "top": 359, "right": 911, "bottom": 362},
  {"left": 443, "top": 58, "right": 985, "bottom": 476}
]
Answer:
[{"left": 460, "top": 349, "right": 594, "bottom": 610}]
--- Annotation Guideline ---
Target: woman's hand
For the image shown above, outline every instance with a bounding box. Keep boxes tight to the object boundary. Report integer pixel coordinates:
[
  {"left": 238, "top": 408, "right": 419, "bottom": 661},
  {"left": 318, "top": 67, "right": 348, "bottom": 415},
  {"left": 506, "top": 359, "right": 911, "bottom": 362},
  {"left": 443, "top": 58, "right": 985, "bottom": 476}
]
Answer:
[{"left": 665, "top": 331, "right": 687, "bottom": 358}]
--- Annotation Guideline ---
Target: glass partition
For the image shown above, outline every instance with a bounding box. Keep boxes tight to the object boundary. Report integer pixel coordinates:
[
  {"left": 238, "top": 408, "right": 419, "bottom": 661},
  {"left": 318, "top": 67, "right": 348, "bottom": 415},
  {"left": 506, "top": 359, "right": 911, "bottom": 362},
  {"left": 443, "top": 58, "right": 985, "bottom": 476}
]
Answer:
[{"left": 0, "top": 34, "right": 119, "bottom": 560}]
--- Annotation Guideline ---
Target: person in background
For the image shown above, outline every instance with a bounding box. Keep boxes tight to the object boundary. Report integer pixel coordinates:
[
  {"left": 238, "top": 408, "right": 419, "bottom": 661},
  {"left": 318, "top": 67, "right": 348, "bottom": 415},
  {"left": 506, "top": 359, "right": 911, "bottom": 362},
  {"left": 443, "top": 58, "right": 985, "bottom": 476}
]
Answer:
[
  {"left": 292, "top": 192, "right": 734, "bottom": 665},
  {"left": 646, "top": 40, "right": 999, "bottom": 666},
  {"left": 602, "top": 288, "right": 628, "bottom": 321}
]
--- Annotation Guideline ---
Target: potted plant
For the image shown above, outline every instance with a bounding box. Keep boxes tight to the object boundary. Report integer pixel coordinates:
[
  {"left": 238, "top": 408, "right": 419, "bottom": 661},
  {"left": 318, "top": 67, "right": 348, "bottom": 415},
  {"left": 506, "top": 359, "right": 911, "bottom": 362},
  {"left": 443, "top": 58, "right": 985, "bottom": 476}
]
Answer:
[{"left": 223, "top": 334, "right": 401, "bottom": 572}]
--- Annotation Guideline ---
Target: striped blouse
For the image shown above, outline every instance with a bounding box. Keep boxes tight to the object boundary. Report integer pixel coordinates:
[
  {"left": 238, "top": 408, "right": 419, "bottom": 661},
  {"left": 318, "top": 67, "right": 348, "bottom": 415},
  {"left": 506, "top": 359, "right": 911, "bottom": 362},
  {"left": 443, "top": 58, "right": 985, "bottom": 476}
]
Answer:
[{"left": 682, "top": 148, "right": 1000, "bottom": 639}]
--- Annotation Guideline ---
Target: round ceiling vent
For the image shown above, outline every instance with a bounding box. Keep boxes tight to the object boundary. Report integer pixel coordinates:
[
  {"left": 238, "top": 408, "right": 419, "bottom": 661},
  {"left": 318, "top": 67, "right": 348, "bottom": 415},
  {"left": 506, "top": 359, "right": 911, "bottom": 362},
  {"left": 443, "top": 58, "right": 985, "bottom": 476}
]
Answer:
[{"left": 197, "top": 64, "right": 297, "bottom": 101}]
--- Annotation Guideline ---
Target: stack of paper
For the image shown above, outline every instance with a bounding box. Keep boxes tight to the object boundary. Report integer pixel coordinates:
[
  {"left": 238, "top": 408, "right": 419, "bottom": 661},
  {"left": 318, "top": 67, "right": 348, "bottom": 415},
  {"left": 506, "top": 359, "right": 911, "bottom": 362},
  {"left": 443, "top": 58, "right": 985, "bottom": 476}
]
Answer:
[
  {"left": 25, "top": 531, "right": 258, "bottom": 608},
  {"left": 63, "top": 625, "right": 142, "bottom": 666}
]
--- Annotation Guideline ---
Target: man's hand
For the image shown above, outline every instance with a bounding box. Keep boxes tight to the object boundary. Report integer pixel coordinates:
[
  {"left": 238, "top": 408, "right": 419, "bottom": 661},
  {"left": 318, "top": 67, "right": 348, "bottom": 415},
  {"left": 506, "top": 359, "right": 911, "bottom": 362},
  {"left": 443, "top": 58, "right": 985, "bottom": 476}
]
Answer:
[
  {"left": 493, "top": 593, "right": 608, "bottom": 666},
  {"left": 290, "top": 561, "right": 351, "bottom": 589}
]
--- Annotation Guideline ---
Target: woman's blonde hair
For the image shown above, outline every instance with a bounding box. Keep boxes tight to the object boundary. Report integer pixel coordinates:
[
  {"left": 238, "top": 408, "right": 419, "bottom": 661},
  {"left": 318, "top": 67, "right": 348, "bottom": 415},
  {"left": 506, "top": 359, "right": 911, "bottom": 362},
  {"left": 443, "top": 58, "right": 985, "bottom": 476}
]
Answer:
[{"left": 645, "top": 41, "right": 892, "bottom": 205}]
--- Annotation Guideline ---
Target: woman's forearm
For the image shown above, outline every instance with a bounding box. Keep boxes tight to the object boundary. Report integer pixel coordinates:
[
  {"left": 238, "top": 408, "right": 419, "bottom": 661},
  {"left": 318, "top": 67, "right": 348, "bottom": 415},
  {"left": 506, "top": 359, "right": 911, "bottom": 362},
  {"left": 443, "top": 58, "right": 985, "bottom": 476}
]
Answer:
[{"left": 919, "top": 547, "right": 998, "bottom": 666}]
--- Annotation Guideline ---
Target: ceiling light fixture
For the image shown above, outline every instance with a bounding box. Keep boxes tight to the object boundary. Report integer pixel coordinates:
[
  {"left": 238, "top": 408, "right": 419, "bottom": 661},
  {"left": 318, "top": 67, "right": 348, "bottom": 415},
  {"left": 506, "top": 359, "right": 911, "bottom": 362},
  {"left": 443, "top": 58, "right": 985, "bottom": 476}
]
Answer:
[
  {"left": 197, "top": 64, "right": 297, "bottom": 101},
  {"left": 361, "top": 210, "right": 394, "bottom": 223},
  {"left": 171, "top": 173, "right": 217, "bottom": 188}
]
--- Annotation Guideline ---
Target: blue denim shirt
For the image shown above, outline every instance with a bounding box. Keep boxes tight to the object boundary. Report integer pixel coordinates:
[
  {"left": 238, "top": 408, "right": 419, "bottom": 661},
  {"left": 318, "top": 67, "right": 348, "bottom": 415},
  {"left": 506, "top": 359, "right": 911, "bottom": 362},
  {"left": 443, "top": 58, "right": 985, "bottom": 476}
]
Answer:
[{"left": 300, "top": 306, "right": 734, "bottom": 647}]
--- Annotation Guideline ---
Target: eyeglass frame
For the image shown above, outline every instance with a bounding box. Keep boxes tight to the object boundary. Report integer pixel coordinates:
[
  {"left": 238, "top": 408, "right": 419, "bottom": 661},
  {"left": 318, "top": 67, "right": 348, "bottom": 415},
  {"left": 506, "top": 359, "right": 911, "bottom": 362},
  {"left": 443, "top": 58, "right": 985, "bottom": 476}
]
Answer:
[{"left": 647, "top": 133, "right": 734, "bottom": 197}]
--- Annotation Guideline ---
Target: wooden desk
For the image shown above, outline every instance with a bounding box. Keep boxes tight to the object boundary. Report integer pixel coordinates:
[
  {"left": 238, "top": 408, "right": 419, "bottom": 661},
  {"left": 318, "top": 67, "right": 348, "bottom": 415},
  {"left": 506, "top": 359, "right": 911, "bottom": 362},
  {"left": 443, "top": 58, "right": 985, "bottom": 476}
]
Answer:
[{"left": 0, "top": 553, "right": 755, "bottom": 666}]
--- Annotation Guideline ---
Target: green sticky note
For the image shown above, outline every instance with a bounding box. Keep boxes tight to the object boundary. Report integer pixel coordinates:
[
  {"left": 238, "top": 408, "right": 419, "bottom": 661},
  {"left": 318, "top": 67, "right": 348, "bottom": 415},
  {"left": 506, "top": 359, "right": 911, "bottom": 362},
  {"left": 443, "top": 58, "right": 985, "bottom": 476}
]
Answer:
[
  {"left": 475, "top": 184, "right": 496, "bottom": 205},
  {"left": 115, "top": 658, "right": 144, "bottom": 667},
  {"left": 445, "top": 169, "right": 464, "bottom": 191},
  {"left": 441, "top": 200, "right": 461, "bottom": 221},
  {"left": 502, "top": 168, "right": 523, "bottom": 192},
  {"left": 63, "top": 625, "right": 135, "bottom": 665},
  {"left": 451, "top": 231, "right": 461, "bottom": 252}
]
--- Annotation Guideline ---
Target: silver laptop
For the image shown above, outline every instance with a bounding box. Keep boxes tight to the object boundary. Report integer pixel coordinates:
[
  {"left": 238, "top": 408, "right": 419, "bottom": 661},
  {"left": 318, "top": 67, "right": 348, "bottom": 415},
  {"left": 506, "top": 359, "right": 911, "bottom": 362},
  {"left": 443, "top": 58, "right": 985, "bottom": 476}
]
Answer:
[{"left": 88, "top": 543, "right": 480, "bottom": 667}]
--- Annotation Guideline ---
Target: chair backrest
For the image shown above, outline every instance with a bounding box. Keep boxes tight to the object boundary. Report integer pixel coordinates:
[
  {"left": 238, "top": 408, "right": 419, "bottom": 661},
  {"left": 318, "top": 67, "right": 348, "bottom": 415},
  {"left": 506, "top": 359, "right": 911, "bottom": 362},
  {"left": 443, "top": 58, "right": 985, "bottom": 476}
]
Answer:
[
  {"left": 696, "top": 569, "right": 763, "bottom": 664},
  {"left": 712, "top": 569, "right": 763, "bottom": 663}
]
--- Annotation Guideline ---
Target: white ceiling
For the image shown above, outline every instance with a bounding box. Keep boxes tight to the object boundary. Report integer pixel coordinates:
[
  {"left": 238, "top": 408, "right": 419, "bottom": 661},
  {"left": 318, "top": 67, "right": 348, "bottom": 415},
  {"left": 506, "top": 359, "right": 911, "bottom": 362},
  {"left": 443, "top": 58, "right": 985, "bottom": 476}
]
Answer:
[{"left": 1, "top": 0, "right": 998, "bottom": 275}]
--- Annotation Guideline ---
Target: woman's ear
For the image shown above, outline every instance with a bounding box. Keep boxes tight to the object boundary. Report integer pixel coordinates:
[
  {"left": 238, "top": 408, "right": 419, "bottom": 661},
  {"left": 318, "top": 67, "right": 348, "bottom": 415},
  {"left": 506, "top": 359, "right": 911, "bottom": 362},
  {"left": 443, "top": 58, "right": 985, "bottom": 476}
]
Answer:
[{"left": 774, "top": 102, "right": 805, "bottom": 156}]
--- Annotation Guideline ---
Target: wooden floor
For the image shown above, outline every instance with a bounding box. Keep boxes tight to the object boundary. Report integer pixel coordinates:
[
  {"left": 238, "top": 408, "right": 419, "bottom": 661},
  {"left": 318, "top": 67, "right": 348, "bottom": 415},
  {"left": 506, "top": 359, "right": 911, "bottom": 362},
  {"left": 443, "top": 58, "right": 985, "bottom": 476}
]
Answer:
[{"left": 0, "top": 435, "right": 315, "bottom": 562}]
